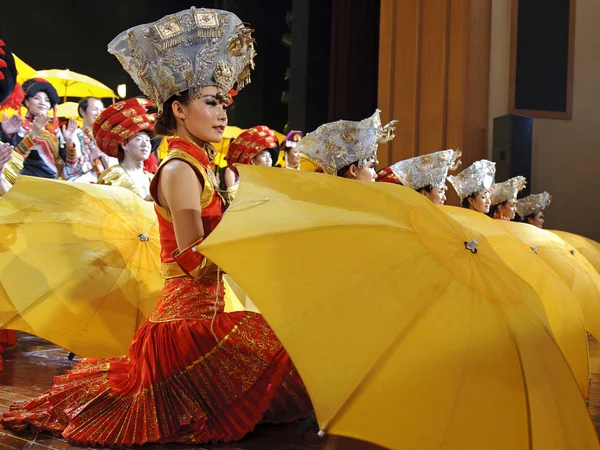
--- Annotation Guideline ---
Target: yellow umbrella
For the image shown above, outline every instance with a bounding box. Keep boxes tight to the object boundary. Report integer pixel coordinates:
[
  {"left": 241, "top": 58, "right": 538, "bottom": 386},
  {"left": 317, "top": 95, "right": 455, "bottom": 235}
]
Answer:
[
  {"left": 499, "top": 221, "right": 600, "bottom": 343},
  {"left": 445, "top": 206, "right": 589, "bottom": 397},
  {"left": 0, "top": 176, "right": 244, "bottom": 357},
  {"left": 551, "top": 230, "right": 600, "bottom": 275},
  {"left": 13, "top": 54, "right": 36, "bottom": 84},
  {"left": 0, "top": 177, "right": 162, "bottom": 357},
  {"left": 51, "top": 101, "right": 80, "bottom": 119},
  {"left": 200, "top": 166, "right": 598, "bottom": 450},
  {"left": 33, "top": 69, "right": 117, "bottom": 100}
]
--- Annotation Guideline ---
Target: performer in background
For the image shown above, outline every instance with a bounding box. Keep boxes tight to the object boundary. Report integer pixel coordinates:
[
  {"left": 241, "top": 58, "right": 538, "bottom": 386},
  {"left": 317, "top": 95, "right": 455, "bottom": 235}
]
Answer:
[
  {"left": 489, "top": 176, "right": 527, "bottom": 221},
  {"left": 298, "top": 110, "right": 397, "bottom": 182},
  {"left": 448, "top": 160, "right": 496, "bottom": 214},
  {"left": 376, "top": 149, "right": 461, "bottom": 205},
  {"left": 94, "top": 98, "right": 156, "bottom": 200},
  {"left": 516, "top": 192, "right": 552, "bottom": 228}
]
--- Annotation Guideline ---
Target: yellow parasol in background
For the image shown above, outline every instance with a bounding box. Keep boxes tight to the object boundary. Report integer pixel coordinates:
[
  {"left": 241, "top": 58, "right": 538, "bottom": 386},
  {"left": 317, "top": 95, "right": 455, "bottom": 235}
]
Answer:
[
  {"left": 33, "top": 69, "right": 117, "bottom": 100},
  {"left": 0, "top": 177, "right": 243, "bottom": 357},
  {"left": 551, "top": 230, "right": 600, "bottom": 275},
  {"left": 13, "top": 54, "right": 36, "bottom": 84},
  {"left": 51, "top": 101, "right": 80, "bottom": 119},
  {"left": 200, "top": 166, "right": 598, "bottom": 450},
  {"left": 445, "top": 206, "right": 589, "bottom": 398},
  {"left": 500, "top": 221, "right": 600, "bottom": 343}
]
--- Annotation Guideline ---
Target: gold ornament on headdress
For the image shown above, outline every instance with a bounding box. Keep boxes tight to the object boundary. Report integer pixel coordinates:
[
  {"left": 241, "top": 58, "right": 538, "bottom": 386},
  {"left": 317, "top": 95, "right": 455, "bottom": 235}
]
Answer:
[
  {"left": 447, "top": 159, "right": 496, "bottom": 201},
  {"left": 297, "top": 110, "right": 398, "bottom": 175},
  {"left": 516, "top": 192, "right": 552, "bottom": 218},
  {"left": 490, "top": 176, "right": 527, "bottom": 205},
  {"left": 107, "top": 7, "right": 256, "bottom": 111},
  {"left": 389, "top": 149, "right": 462, "bottom": 191}
]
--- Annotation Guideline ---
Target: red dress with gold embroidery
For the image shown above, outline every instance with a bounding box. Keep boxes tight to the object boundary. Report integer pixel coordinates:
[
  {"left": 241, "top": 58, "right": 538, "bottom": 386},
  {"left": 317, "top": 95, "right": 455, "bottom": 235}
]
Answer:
[{"left": 0, "top": 138, "right": 311, "bottom": 446}]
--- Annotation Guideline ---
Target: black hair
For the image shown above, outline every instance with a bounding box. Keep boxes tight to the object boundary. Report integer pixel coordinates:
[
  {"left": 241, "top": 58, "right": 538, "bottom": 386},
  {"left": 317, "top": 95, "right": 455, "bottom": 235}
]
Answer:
[
  {"left": 337, "top": 160, "right": 360, "bottom": 177},
  {"left": 22, "top": 78, "right": 59, "bottom": 107},
  {"left": 154, "top": 91, "right": 193, "bottom": 136},
  {"left": 522, "top": 213, "right": 539, "bottom": 224},
  {"left": 417, "top": 184, "right": 434, "bottom": 194},
  {"left": 77, "top": 97, "right": 101, "bottom": 118},
  {"left": 461, "top": 192, "right": 480, "bottom": 209}
]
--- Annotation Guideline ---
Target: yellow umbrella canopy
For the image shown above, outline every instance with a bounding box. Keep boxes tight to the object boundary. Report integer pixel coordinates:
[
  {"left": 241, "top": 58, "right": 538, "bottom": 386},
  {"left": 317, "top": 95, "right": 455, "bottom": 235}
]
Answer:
[
  {"left": 500, "top": 221, "right": 600, "bottom": 343},
  {"left": 0, "top": 177, "right": 243, "bottom": 357},
  {"left": 13, "top": 54, "right": 36, "bottom": 85},
  {"left": 551, "top": 230, "right": 600, "bottom": 275},
  {"left": 51, "top": 101, "right": 80, "bottom": 119},
  {"left": 445, "top": 206, "right": 589, "bottom": 398},
  {"left": 33, "top": 69, "right": 117, "bottom": 99},
  {"left": 0, "top": 177, "right": 162, "bottom": 357},
  {"left": 200, "top": 166, "right": 598, "bottom": 450}
]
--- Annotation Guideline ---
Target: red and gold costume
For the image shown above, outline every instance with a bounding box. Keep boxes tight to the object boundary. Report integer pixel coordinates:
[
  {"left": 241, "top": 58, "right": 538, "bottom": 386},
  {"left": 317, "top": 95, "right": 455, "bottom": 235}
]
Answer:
[{"left": 0, "top": 136, "right": 311, "bottom": 445}]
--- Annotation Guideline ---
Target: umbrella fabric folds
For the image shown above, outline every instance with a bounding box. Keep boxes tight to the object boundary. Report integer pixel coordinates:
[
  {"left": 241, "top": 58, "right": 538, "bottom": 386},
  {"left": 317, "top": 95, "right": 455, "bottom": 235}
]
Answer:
[
  {"left": 445, "top": 206, "right": 589, "bottom": 398},
  {"left": 199, "top": 166, "right": 598, "bottom": 450},
  {"left": 500, "top": 222, "right": 600, "bottom": 343},
  {"left": 551, "top": 230, "right": 600, "bottom": 275},
  {"left": 0, "top": 176, "right": 161, "bottom": 357},
  {"left": 0, "top": 176, "right": 245, "bottom": 357}
]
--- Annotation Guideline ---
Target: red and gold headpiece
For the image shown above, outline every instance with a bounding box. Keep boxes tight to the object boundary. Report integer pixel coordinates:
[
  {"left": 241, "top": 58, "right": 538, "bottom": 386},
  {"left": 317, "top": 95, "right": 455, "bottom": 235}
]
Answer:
[
  {"left": 92, "top": 98, "right": 156, "bottom": 157},
  {"left": 226, "top": 125, "right": 279, "bottom": 170}
]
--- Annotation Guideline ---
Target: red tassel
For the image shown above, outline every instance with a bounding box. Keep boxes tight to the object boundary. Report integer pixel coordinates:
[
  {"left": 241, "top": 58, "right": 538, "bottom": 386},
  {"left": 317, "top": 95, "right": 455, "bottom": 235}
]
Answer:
[
  {"left": 143, "top": 152, "right": 159, "bottom": 173},
  {"left": 51, "top": 106, "right": 59, "bottom": 133},
  {"left": 227, "top": 88, "right": 238, "bottom": 107},
  {"left": 0, "top": 83, "right": 24, "bottom": 111}
]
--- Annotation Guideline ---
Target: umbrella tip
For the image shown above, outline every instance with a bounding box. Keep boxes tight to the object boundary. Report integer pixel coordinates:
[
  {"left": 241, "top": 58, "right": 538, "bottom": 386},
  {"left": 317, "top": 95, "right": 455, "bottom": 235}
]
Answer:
[
  {"left": 138, "top": 233, "right": 149, "bottom": 242},
  {"left": 317, "top": 430, "right": 325, "bottom": 438},
  {"left": 464, "top": 239, "right": 479, "bottom": 254},
  {"left": 531, "top": 246, "right": 538, "bottom": 254}
]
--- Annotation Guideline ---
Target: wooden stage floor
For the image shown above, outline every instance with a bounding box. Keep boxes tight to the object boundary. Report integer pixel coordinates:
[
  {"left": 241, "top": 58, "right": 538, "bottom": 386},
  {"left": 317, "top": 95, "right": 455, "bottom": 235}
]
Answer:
[{"left": 1, "top": 332, "right": 600, "bottom": 449}]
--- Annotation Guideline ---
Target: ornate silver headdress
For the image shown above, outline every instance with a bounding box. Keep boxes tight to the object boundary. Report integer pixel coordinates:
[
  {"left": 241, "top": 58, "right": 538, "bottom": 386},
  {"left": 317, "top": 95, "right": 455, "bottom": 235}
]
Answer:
[
  {"left": 447, "top": 159, "right": 496, "bottom": 201},
  {"left": 388, "top": 149, "right": 461, "bottom": 190},
  {"left": 297, "top": 110, "right": 398, "bottom": 175},
  {"left": 490, "top": 176, "right": 527, "bottom": 205},
  {"left": 108, "top": 8, "right": 256, "bottom": 111},
  {"left": 516, "top": 192, "right": 552, "bottom": 218}
]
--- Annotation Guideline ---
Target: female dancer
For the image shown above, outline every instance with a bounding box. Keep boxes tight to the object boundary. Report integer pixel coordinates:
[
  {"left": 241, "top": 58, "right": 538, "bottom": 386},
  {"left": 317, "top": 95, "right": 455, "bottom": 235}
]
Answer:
[
  {"left": 489, "top": 176, "right": 527, "bottom": 221},
  {"left": 298, "top": 110, "right": 397, "bottom": 181},
  {"left": 1, "top": 8, "right": 311, "bottom": 446},
  {"left": 516, "top": 192, "right": 552, "bottom": 228},
  {"left": 376, "top": 149, "right": 461, "bottom": 205},
  {"left": 448, "top": 159, "right": 496, "bottom": 214}
]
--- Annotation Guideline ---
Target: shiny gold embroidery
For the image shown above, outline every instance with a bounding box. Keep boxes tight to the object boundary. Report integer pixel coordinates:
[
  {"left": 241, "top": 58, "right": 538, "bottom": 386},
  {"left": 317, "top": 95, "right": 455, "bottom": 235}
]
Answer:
[
  {"left": 97, "top": 165, "right": 153, "bottom": 199},
  {"left": 149, "top": 277, "right": 225, "bottom": 322},
  {"left": 387, "top": 149, "right": 462, "bottom": 191},
  {"left": 298, "top": 110, "right": 397, "bottom": 175},
  {"left": 194, "top": 10, "right": 220, "bottom": 38},
  {"left": 108, "top": 8, "right": 255, "bottom": 112},
  {"left": 213, "top": 60, "right": 234, "bottom": 88},
  {"left": 154, "top": 15, "right": 184, "bottom": 51}
]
